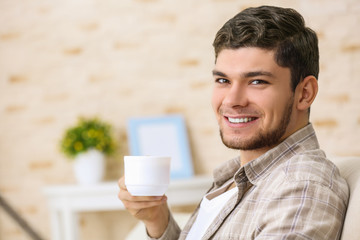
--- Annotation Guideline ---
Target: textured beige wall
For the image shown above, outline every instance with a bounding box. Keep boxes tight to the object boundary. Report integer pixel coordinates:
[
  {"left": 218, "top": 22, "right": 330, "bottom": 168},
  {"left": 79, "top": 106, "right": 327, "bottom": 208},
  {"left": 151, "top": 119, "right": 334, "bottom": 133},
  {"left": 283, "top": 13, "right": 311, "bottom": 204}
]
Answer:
[{"left": 0, "top": 0, "right": 359, "bottom": 239}]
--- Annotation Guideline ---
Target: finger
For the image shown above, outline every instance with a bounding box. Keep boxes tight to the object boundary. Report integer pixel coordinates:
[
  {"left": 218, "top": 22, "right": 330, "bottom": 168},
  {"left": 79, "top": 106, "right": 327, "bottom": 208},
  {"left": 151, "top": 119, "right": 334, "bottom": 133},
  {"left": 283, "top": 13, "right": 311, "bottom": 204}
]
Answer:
[
  {"left": 122, "top": 197, "right": 167, "bottom": 210},
  {"left": 123, "top": 200, "right": 162, "bottom": 210},
  {"left": 119, "top": 191, "right": 165, "bottom": 202},
  {"left": 118, "top": 185, "right": 167, "bottom": 202},
  {"left": 118, "top": 176, "right": 126, "bottom": 189},
  {"left": 127, "top": 194, "right": 165, "bottom": 202}
]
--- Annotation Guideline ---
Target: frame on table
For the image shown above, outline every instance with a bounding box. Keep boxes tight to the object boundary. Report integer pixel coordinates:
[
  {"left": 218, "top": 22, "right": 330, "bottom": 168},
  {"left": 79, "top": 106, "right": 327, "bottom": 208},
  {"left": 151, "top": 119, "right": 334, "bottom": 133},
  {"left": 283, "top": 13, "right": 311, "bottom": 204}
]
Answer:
[{"left": 127, "top": 115, "right": 194, "bottom": 179}]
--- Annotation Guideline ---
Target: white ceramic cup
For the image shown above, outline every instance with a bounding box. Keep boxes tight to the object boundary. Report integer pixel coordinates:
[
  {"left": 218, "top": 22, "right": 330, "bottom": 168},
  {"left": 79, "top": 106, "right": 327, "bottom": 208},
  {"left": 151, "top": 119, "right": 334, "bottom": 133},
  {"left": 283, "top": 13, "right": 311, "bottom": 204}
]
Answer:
[{"left": 124, "top": 156, "right": 171, "bottom": 196}]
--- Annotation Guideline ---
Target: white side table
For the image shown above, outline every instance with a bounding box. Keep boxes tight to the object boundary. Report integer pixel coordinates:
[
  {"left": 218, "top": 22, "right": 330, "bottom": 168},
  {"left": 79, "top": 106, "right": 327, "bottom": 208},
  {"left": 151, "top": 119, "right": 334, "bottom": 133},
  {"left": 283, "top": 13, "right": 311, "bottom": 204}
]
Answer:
[{"left": 43, "top": 176, "right": 212, "bottom": 240}]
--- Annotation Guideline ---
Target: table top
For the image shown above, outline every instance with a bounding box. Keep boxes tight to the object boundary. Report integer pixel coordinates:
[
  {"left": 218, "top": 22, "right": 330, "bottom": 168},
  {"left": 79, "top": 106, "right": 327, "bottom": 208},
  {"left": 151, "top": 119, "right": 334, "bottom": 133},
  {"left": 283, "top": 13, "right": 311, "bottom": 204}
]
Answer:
[{"left": 43, "top": 175, "right": 213, "bottom": 212}]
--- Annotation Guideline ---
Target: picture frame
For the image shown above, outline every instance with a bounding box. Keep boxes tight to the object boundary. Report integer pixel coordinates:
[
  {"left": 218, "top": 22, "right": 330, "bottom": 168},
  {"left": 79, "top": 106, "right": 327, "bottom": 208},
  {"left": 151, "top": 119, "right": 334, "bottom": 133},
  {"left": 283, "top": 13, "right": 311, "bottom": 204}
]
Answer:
[{"left": 127, "top": 115, "right": 194, "bottom": 179}]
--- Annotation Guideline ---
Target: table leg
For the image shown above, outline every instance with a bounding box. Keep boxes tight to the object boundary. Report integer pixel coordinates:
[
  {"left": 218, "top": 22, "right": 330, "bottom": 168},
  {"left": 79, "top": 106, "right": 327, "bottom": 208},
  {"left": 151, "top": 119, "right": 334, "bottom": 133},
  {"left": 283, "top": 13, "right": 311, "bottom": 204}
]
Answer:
[
  {"left": 49, "top": 209, "right": 62, "bottom": 240},
  {"left": 63, "top": 210, "right": 79, "bottom": 240}
]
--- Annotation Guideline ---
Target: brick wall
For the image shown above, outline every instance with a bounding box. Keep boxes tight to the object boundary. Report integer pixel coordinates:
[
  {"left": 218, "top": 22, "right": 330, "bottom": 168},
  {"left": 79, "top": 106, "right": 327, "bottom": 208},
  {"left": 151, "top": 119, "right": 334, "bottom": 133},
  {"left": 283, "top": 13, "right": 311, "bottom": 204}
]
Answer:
[{"left": 0, "top": 0, "right": 359, "bottom": 239}]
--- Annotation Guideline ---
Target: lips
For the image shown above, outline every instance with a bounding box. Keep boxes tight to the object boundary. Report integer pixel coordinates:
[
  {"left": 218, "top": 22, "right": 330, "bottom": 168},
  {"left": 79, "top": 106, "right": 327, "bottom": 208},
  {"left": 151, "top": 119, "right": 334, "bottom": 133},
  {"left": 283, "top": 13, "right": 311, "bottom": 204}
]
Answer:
[
  {"left": 219, "top": 108, "right": 260, "bottom": 126},
  {"left": 227, "top": 117, "right": 257, "bottom": 123}
]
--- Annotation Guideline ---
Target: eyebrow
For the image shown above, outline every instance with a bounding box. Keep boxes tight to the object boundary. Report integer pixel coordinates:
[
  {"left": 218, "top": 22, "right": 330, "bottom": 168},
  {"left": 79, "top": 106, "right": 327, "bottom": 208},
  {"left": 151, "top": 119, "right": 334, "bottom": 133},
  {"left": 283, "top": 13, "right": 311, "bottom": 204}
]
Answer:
[
  {"left": 212, "top": 70, "right": 275, "bottom": 78},
  {"left": 212, "top": 70, "right": 227, "bottom": 77}
]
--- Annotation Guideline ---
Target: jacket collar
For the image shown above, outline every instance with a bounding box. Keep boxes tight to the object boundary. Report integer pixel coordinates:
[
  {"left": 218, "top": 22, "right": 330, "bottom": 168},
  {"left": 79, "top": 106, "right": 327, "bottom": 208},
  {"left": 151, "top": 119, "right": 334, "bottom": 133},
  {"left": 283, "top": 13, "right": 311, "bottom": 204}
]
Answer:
[{"left": 212, "top": 123, "right": 321, "bottom": 188}]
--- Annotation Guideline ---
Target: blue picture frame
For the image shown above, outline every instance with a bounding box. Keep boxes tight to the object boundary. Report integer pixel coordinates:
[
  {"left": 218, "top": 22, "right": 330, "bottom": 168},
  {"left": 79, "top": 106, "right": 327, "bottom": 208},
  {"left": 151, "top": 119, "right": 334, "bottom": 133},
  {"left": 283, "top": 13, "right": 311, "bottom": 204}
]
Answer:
[{"left": 127, "top": 115, "right": 194, "bottom": 179}]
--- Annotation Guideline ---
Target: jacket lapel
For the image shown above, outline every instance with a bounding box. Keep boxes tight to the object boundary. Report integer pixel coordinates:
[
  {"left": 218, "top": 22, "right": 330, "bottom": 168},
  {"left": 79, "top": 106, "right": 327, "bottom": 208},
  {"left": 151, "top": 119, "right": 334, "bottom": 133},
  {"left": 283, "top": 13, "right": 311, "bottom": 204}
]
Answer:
[{"left": 201, "top": 181, "right": 247, "bottom": 240}]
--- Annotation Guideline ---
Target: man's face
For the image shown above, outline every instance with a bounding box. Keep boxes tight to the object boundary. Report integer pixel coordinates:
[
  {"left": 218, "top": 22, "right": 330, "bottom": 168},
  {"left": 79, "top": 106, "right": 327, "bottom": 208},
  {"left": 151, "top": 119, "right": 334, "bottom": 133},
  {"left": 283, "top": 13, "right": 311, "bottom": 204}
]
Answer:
[{"left": 211, "top": 47, "right": 296, "bottom": 151}]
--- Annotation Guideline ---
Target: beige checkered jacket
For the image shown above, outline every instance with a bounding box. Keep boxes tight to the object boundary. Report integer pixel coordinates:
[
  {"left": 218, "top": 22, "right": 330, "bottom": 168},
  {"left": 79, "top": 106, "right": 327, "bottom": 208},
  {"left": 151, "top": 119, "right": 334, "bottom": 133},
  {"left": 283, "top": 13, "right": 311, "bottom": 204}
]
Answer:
[{"left": 151, "top": 124, "right": 349, "bottom": 240}]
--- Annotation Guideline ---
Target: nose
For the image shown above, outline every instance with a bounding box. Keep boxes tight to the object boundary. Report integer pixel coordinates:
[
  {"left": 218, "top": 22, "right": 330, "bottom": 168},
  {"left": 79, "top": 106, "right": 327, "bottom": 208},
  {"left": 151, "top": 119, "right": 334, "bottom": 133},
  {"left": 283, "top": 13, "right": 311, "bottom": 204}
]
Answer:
[{"left": 222, "top": 83, "right": 248, "bottom": 108}]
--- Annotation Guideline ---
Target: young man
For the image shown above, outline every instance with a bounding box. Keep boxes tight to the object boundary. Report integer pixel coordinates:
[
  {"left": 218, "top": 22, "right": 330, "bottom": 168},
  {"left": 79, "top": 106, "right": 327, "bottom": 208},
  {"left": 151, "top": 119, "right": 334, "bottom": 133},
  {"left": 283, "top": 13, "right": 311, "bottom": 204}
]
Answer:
[{"left": 118, "top": 6, "right": 349, "bottom": 239}]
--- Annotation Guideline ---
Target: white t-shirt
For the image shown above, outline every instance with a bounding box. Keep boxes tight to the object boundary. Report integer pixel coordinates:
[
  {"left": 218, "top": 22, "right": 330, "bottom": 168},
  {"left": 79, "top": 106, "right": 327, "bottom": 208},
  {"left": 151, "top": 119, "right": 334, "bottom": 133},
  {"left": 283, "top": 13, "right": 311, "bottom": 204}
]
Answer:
[{"left": 186, "top": 181, "right": 238, "bottom": 240}]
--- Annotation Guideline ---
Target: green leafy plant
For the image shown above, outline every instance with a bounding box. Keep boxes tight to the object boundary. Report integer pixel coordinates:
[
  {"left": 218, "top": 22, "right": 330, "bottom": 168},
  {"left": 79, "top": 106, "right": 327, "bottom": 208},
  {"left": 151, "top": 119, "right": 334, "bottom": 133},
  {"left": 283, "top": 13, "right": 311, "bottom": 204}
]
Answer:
[{"left": 60, "top": 117, "right": 116, "bottom": 159}]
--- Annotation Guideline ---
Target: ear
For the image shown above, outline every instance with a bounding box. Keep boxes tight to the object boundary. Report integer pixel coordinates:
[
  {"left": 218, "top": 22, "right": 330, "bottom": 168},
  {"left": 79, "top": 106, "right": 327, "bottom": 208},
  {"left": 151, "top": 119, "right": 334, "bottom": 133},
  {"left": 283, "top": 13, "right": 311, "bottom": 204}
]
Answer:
[{"left": 295, "top": 75, "right": 318, "bottom": 111}]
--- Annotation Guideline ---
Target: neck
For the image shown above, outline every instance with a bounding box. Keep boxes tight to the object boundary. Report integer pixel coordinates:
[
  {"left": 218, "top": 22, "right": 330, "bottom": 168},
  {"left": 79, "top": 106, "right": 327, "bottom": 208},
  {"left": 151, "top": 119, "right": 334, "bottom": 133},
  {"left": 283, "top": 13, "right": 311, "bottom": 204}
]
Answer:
[{"left": 239, "top": 147, "right": 270, "bottom": 166}]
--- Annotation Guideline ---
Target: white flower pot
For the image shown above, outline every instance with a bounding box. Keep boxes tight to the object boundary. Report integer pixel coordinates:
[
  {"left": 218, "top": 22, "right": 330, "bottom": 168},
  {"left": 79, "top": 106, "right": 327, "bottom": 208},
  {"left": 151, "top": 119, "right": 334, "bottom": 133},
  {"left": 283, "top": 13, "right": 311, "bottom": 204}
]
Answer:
[{"left": 73, "top": 149, "right": 105, "bottom": 185}]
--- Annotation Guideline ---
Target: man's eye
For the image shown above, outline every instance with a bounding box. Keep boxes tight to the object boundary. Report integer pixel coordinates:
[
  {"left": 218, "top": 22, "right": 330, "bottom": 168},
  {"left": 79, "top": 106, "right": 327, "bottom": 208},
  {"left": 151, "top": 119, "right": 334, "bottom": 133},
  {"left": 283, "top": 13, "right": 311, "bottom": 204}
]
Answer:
[
  {"left": 251, "top": 79, "right": 268, "bottom": 85},
  {"left": 216, "top": 78, "right": 229, "bottom": 84}
]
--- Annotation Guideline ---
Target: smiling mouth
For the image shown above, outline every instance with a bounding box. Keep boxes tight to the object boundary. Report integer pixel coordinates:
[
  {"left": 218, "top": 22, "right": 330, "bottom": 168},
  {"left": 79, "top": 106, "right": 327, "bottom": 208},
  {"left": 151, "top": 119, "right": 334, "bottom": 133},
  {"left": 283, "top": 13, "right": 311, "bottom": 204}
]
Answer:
[{"left": 227, "top": 117, "right": 257, "bottom": 123}]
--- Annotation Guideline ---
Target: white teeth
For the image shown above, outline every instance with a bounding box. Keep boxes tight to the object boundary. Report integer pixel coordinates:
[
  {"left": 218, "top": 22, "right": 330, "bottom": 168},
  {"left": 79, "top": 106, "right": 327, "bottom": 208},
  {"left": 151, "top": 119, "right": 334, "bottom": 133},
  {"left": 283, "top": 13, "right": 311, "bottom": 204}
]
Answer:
[{"left": 228, "top": 117, "right": 255, "bottom": 123}]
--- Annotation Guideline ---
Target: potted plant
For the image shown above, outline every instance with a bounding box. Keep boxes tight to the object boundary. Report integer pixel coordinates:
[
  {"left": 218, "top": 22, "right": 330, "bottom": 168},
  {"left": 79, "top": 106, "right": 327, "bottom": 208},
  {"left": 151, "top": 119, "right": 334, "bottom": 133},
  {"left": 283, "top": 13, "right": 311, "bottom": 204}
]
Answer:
[{"left": 60, "top": 117, "right": 116, "bottom": 184}]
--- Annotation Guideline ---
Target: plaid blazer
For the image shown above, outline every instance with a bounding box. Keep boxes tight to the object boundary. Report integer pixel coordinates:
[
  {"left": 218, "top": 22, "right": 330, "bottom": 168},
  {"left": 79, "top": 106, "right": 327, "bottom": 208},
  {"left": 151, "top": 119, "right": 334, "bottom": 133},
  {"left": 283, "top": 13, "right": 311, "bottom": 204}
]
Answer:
[{"left": 151, "top": 124, "right": 349, "bottom": 240}]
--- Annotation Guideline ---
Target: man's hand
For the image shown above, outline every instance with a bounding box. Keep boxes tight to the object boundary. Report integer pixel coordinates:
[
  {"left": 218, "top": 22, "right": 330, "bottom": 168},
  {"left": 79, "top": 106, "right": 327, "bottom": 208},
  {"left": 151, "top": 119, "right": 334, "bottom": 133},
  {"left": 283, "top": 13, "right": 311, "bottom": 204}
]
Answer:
[{"left": 118, "top": 176, "right": 170, "bottom": 238}]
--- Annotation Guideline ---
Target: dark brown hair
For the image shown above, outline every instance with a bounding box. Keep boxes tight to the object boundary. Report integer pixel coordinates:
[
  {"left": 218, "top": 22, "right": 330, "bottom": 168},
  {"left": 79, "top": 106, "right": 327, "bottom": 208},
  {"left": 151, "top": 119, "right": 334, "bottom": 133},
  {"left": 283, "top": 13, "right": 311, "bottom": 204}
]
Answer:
[{"left": 213, "top": 6, "right": 319, "bottom": 91}]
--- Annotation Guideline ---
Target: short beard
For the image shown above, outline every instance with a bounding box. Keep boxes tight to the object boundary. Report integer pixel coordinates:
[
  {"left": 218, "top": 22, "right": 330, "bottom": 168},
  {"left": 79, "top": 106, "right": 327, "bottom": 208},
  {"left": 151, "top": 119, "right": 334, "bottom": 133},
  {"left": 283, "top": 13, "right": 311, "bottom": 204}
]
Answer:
[{"left": 220, "top": 98, "right": 293, "bottom": 151}]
